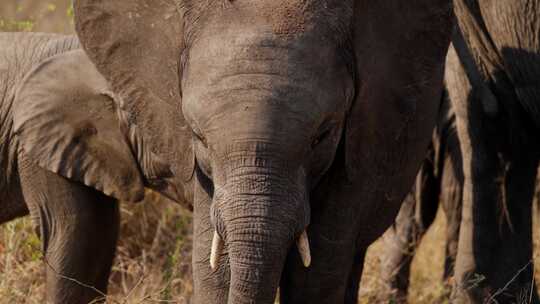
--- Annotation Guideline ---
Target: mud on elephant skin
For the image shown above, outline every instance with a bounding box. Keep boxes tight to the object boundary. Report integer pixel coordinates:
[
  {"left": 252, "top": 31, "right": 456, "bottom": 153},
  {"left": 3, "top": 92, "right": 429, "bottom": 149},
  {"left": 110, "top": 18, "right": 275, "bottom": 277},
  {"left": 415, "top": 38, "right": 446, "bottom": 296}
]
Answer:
[
  {"left": 380, "top": 95, "right": 464, "bottom": 303},
  {"left": 74, "top": 1, "right": 454, "bottom": 303},
  {"left": 448, "top": 0, "right": 540, "bottom": 302},
  {"left": 0, "top": 32, "right": 178, "bottom": 303}
]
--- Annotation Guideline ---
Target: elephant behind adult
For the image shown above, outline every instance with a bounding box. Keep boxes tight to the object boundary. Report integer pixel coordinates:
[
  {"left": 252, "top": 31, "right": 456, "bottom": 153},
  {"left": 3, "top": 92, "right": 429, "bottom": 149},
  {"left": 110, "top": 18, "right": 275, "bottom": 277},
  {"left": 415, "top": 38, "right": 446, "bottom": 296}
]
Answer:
[
  {"left": 0, "top": 32, "right": 179, "bottom": 303},
  {"left": 380, "top": 94, "right": 464, "bottom": 303},
  {"left": 449, "top": 0, "right": 540, "bottom": 302},
  {"left": 74, "top": 1, "right": 454, "bottom": 303}
]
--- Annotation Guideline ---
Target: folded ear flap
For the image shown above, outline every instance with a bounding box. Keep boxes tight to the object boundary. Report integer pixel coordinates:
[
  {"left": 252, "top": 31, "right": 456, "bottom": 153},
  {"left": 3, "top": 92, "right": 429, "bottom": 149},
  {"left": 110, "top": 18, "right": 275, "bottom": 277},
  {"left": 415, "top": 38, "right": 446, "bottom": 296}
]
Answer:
[
  {"left": 111, "top": 95, "right": 186, "bottom": 203},
  {"left": 13, "top": 50, "right": 145, "bottom": 202},
  {"left": 74, "top": 0, "right": 195, "bottom": 199},
  {"left": 345, "top": 2, "right": 453, "bottom": 187}
]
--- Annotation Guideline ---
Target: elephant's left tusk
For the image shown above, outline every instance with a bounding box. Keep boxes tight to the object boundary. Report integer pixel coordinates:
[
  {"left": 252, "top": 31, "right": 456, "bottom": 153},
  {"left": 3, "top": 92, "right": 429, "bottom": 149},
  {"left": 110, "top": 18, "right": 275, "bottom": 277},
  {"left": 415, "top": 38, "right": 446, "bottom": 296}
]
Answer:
[
  {"left": 296, "top": 230, "right": 311, "bottom": 267},
  {"left": 210, "top": 231, "right": 224, "bottom": 270}
]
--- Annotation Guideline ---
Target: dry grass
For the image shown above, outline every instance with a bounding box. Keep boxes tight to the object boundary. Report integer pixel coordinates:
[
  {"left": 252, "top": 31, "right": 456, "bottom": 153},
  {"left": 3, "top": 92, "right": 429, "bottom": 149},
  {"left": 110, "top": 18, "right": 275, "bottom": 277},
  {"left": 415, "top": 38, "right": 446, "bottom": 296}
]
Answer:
[
  {"left": 359, "top": 209, "right": 452, "bottom": 304},
  {"left": 359, "top": 204, "right": 540, "bottom": 304},
  {"left": 4, "top": 196, "right": 539, "bottom": 303},
  {"left": 0, "top": 1, "right": 73, "bottom": 33},
  {"left": 0, "top": 192, "right": 194, "bottom": 304}
]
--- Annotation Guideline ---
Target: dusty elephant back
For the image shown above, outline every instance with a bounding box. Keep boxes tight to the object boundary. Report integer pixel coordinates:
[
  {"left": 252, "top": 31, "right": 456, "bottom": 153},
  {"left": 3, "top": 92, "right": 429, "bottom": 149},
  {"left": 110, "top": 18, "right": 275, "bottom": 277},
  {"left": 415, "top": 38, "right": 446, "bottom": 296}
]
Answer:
[{"left": 0, "top": 32, "right": 79, "bottom": 223}]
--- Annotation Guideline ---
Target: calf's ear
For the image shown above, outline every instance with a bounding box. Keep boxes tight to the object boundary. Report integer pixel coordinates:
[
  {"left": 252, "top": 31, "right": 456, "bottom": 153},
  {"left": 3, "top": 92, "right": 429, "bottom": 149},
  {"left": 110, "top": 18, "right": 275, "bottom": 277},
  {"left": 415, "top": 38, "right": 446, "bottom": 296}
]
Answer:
[{"left": 13, "top": 50, "right": 146, "bottom": 202}]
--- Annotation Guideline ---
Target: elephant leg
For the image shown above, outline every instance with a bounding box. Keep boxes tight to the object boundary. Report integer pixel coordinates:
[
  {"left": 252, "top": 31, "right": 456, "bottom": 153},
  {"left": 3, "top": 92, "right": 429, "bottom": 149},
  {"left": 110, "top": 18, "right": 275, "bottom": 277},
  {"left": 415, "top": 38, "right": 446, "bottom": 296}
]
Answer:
[
  {"left": 451, "top": 125, "right": 500, "bottom": 303},
  {"left": 380, "top": 157, "right": 439, "bottom": 303},
  {"left": 440, "top": 131, "right": 463, "bottom": 283},
  {"left": 486, "top": 156, "right": 538, "bottom": 303},
  {"left": 18, "top": 155, "right": 119, "bottom": 304},
  {"left": 449, "top": 68, "right": 500, "bottom": 302},
  {"left": 281, "top": 175, "right": 435, "bottom": 303},
  {"left": 191, "top": 171, "right": 230, "bottom": 304},
  {"left": 452, "top": 142, "right": 538, "bottom": 303},
  {"left": 280, "top": 196, "right": 366, "bottom": 304},
  {"left": 440, "top": 176, "right": 461, "bottom": 284},
  {"left": 380, "top": 193, "right": 418, "bottom": 303}
]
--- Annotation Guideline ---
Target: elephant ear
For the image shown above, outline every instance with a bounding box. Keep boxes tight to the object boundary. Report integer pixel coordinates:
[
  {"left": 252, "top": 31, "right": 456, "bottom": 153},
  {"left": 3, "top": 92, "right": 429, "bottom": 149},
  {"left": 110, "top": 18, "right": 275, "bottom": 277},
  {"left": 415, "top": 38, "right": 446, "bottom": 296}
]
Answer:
[
  {"left": 345, "top": 1, "right": 453, "bottom": 193},
  {"left": 74, "top": 0, "right": 195, "bottom": 198},
  {"left": 13, "top": 50, "right": 145, "bottom": 202}
]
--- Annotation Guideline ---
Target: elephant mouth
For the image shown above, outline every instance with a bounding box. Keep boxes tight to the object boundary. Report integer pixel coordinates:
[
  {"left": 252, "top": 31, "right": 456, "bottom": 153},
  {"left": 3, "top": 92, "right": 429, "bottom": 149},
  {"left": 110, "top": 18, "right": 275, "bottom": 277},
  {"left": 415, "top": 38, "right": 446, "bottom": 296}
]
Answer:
[
  {"left": 199, "top": 154, "right": 312, "bottom": 302},
  {"left": 209, "top": 229, "right": 311, "bottom": 270},
  {"left": 206, "top": 192, "right": 311, "bottom": 303}
]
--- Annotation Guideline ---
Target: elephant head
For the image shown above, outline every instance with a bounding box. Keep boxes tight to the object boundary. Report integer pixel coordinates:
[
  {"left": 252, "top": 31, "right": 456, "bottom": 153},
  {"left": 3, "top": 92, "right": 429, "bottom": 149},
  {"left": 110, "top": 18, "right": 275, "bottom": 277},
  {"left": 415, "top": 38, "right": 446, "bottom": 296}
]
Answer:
[{"left": 74, "top": 1, "right": 453, "bottom": 303}]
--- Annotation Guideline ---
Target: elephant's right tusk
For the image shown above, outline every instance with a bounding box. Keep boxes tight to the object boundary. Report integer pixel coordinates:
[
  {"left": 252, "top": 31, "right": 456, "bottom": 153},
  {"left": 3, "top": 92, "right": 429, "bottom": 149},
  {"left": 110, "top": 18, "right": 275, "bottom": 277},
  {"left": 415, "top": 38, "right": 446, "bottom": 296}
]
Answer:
[
  {"left": 296, "top": 230, "right": 311, "bottom": 267},
  {"left": 210, "top": 231, "right": 224, "bottom": 270}
]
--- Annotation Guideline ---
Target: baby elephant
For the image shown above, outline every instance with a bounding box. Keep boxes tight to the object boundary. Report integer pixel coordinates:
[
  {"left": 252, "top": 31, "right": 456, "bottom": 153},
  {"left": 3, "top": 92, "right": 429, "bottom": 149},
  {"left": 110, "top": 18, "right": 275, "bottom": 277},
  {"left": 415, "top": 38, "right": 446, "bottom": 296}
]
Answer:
[{"left": 0, "top": 32, "right": 175, "bottom": 303}]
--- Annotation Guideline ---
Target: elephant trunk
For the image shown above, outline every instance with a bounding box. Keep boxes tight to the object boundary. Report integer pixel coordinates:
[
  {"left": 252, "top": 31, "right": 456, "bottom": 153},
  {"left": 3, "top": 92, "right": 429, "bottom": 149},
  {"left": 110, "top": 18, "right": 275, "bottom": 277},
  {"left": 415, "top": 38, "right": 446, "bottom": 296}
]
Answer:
[
  {"left": 213, "top": 169, "right": 309, "bottom": 304},
  {"left": 227, "top": 213, "right": 290, "bottom": 304}
]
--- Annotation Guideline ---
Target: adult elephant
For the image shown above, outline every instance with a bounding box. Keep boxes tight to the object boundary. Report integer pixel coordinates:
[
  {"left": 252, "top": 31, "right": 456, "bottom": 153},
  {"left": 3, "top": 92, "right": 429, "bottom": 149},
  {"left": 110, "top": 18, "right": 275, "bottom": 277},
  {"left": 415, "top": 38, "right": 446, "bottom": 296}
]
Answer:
[
  {"left": 74, "top": 1, "right": 454, "bottom": 303},
  {"left": 380, "top": 95, "right": 463, "bottom": 303},
  {"left": 0, "top": 32, "right": 177, "bottom": 303},
  {"left": 448, "top": 0, "right": 540, "bottom": 302}
]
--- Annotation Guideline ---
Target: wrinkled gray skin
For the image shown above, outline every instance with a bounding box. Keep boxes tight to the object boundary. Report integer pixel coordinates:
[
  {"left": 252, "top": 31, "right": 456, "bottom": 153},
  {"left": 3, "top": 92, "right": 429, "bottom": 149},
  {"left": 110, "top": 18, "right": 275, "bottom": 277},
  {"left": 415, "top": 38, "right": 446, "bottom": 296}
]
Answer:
[
  {"left": 74, "top": 1, "right": 454, "bottom": 303},
  {"left": 449, "top": 0, "right": 540, "bottom": 302},
  {"left": 380, "top": 96, "right": 463, "bottom": 303},
  {"left": 0, "top": 32, "right": 173, "bottom": 304}
]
